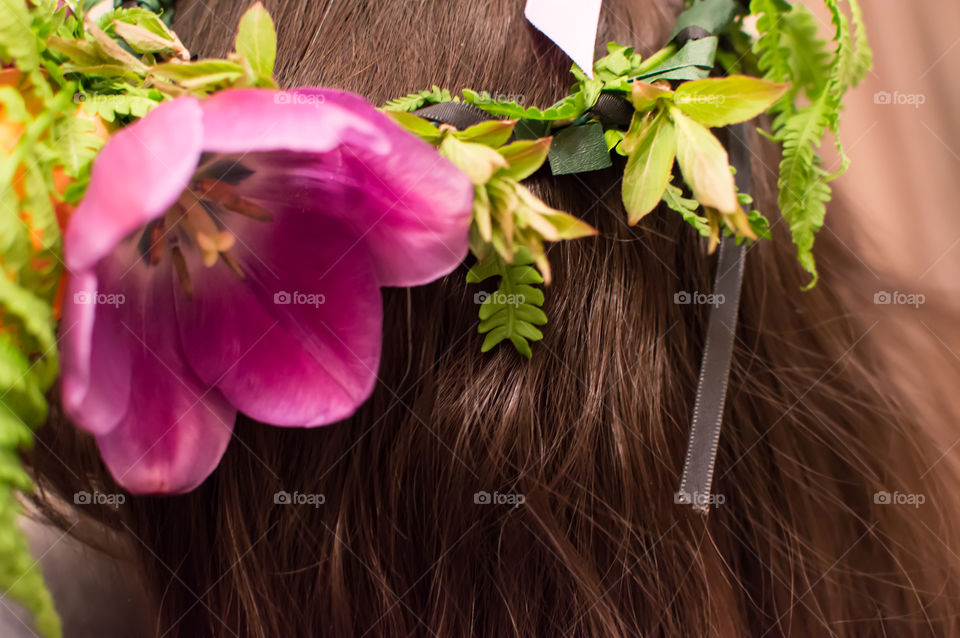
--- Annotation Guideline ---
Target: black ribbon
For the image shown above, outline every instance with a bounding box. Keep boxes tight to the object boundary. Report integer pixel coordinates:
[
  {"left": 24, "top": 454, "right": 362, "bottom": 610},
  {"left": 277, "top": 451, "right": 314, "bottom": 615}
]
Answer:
[{"left": 676, "top": 123, "right": 749, "bottom": 513}]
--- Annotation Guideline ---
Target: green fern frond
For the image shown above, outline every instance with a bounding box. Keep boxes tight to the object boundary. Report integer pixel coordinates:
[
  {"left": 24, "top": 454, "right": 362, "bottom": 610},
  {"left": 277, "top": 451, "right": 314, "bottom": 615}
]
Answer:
[
  {"left": 848, "top": 0, "right": 872, "bottom": 87},
  {"left": 779, "top": 6, "right": 832, "bottom": 100},
  {"left": 774, "top": 92, "right": 831, "bottom": 287},
  {"left": 663, "top": 180, "right": 710, "bottom": 238},
  {"left": 750, "top": 0, "right": 792, "bottom": 85},
  {"left": 382, "top": 85, "right": 453, "bottom": 112},
  {"left": 466, "top": 251, "right": 548, "bottom": 358},
  {"left": 751, "top": 0, "right": 871, "bottom": 287}
]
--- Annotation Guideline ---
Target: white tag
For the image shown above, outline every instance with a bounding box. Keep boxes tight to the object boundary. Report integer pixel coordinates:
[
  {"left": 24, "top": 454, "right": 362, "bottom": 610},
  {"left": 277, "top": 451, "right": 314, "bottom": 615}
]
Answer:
[{"left": 524, "top": 0, "right": 603, "bottom": 78}]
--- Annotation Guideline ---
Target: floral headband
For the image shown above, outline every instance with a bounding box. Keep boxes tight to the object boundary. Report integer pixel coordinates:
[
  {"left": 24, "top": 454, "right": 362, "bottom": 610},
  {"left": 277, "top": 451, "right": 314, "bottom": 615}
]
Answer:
[{"left": 0, "top": 0, "right": 868, "bottom": 633}]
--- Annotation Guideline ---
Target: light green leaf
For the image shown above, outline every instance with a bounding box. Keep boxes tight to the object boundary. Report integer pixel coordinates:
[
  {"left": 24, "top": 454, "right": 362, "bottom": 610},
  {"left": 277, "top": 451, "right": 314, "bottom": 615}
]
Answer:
[
  {"left": 671, "top": 108, "right": 738, "bottom": 214},
  {"left": 150, "top": 59, "right": 244, "bottom": 90},
  {"left": 622, "top": 111, "right": 676, "bottom": 224},
  {"left": 235, "top": 1, "right": 276, "bottom": 80},
  {"left": 497, "top": 138, "right": 551, "bottom": 181},
  {"left": 673, "top": 75, "right": 788, "bottom": 127},
  {"left": 663, "top": 180, "right": 710, "bottom": 237},
  {"left": 384, "top": 111, "right": 443, "bottom": 144},
  {"left": 113, "top": 21, "right": 177, "bottom": 54},
  {"left": 439, "top": 134, "right": 508, "bottom": 185},
  {"left": 0, "top": 0, "right": 40, "bottom": 71},
  {"left": 456, "top": 119, "right": 516, "bottom": 147}
]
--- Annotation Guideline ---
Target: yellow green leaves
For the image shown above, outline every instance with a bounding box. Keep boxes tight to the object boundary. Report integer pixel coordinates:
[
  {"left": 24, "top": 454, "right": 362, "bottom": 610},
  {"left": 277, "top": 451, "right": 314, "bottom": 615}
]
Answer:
[
  {"left": 439, "top": 135, "right": 508, "bottom": 185},
  {"left": 673, "top": 76, "right": 788, "bottom": 127},
  {"left": 622, "top": 111, "right": 676, "bottom": 224},
  {"left": 235, "top": 2, "right": 277, "bottom": 83},
  {"left": 388, "top": 112, "right": 596, "bottom": 356},
  {"left": 617, "top": 75, "right": 783, "bottom": 235},
  {"left": 390, "top": 115, "right": 596, "bottom": 280},
  {"left": 672, "top": 108, "right": 738, "bottom": 214}
]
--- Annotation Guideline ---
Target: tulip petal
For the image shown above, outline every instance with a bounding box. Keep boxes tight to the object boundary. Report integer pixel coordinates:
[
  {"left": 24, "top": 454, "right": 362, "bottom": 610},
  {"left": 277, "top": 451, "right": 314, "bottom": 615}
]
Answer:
[
  {"left": 174, "top": 216, "right": 381, "bottom": 427},
  {"left": 59, "top": 271, "right": 131, "bottom": 435},
  {"left": 65, "top": 98, "right": 203, "bottom": 272},
  {"left": 79, "top": 242, "right": 235, "bottom": 494},
  {"left": 199, "top": 89, "right": 473, "bottom": 287}
]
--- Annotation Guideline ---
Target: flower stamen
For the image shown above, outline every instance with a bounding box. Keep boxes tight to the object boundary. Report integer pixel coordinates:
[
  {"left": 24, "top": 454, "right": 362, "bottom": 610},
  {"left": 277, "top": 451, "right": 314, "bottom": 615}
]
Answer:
[{"left": 195, "top": 177, "right": 272, "bottom": 222}]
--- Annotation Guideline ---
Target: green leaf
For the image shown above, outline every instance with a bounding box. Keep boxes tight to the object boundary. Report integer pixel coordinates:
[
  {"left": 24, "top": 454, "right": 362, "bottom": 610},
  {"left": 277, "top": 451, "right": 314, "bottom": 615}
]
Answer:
[
  {"left": 622, "top": 111, "right": 676, "bottom": 224},
  {"left": 774, "top": 92, "right": 831, "bottom": 288},
  {"left": 384, "top": 111, "right": 443, "bottom": 144},
  {"left": 669, "top": 0, "right": 739, "bottom": 40},
  {"left": 235, "top": 1, "right": 276, "bottom": 80},
  {"left": 112, "top": 21, "right": 176, "bottom": 54},
  {"left": 673, "top": 75, "right": 788, "bottom": 127},
  {"left": 777, "top": 5, "right": 831, "bottom": 100},
  {"left": 150, "top": 59, "right": 244, "bottom": 90},
  {"left": 85, "top": 22, "right": 148, "bottom": 74},
  {"left": 439, "top": 134, "right": 508, "bottom": 185},
  {"left": 663, "top": 180, "right": 710, "bottom": 237},
  {"left": 52, "top": 112, "right": 103, "bottom": 177},
  {"left": 604, "top": 129, "right": 625, "bottom": 154},
  {"left": 455, "top": 119, "right": 516, "bottom": 147},
  {"left": 467, "top": 250, "right": 547, "bottom": 358},
  {"left": 0, "top": 0, "right": 40, "bottom": 71},
  {"left": 546, "top": 123, "right": 612, "bottom": 176},
  {"left": 633, "top": 37, "right": 718, "bottom": 83},
  {"left": 462, "top": 88, "right": 592, "bottom": 122},
  {"left": 497, "top": 138, "right": 551, "bottom": 181},
  {"left": 382, "top": 86, "right": 452, "bottom": 112},
  {"left": 80, "top": 91, "right": 158, "bottom": 122},
  {"left": 671, "top": 108, "right": 738, "bottom": 214},
  {"left": 45, "top": 37, "right": 105, "bottom": 66}
]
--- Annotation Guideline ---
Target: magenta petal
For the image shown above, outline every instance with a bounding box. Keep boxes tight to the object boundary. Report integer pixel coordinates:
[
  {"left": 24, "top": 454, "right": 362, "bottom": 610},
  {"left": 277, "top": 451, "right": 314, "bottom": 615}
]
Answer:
[
  {"left": 199, "top": 88, "right": 390, "bottom": 157},
  {"left": 334, "top": 134, "right": 473, "bottom": 287},
  {"left": 75, "top": 243, "right": 235, "bottom": 494},
  {"left": 65, "top": 98, "right": 203, "bottom": 272},
  {"left": 95, "top": 347, "right": 235, "bottom": 494},
  {"left": 200, "top": 89, "right": 473, "bottom": 287},
  {"left": 59, "top": 272, "right": 131, "bottom": 436},
  {"left": 174, "top": 216, "right": 382, "bottom": 427}
]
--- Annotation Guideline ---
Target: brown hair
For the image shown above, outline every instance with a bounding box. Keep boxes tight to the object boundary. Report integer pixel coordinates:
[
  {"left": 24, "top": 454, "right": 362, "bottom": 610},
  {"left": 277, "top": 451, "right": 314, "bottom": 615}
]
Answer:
[{"left": 30, "top": 0, "right": 960, "bottom": 636}]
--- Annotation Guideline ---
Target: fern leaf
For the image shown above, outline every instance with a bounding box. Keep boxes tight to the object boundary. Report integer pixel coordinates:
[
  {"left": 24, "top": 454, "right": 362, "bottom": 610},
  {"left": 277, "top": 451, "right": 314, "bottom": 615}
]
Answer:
[
  {"left": 466, "top": 251, "right": 547, "bottom": 358},
  {"left": 775, "top": 92, "right": 831, "bottom": 287},
  {"left": 662, "top": 180, "right": 710, "bottom": 238},
  {"left": 750, "top": 0, "right": 792, "bottom": 84},
  {"left": 382, "top": 85, "right": 452, "bottom": 112}
]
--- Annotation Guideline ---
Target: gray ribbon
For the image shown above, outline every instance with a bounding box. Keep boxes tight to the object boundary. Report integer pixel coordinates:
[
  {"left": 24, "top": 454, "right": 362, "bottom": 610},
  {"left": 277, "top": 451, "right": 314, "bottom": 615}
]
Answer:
[{"left": 676, "top": 122, "right": 750, "bottom": 513}]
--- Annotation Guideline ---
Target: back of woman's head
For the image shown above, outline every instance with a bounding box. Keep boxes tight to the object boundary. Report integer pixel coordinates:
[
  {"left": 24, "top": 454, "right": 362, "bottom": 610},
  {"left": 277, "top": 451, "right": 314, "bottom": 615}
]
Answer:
[{"left": 32, "top": 0, "right": 960, "bottom": 636}]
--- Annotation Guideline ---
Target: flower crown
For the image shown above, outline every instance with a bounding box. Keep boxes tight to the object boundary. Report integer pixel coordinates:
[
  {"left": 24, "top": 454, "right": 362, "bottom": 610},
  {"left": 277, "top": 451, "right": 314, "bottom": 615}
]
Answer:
[{"left": 0, "top": 0, "right": 869, "bottom": 633}]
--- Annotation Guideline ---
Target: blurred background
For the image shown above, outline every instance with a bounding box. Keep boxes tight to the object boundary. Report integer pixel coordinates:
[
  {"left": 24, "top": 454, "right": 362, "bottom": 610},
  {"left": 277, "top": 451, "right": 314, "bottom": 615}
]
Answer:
[{"left": 5, "top": 1, "right": 960, "bottom": 636}]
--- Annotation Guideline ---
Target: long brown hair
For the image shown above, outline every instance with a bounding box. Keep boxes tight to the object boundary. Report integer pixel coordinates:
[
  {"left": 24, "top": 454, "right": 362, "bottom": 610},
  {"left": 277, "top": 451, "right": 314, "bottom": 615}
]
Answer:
[{"left": 30, "top": 0, "right": 960, "bottom": 636}]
